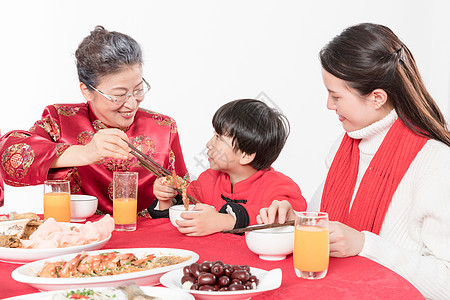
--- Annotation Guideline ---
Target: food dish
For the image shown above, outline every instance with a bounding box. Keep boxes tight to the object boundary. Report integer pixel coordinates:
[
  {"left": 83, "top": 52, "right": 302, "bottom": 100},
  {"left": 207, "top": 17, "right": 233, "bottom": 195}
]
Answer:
[
  {"left": 0, "top": 218, "right": 31, "bottom": 237},
  {"left": 12, "top": 248, "right": 199, "bottom": 291},
  {"left": 160, "top": 267, "right": 282, "bottom": 300},
  {"left": 3, "top": 286, "right": 195, "bottom": 300},
  {"left": 0, "top": 223, "right": 111, "bottom": 264},
  {"left": 245, "top": 225, "right": 294, "bottom": 260}
]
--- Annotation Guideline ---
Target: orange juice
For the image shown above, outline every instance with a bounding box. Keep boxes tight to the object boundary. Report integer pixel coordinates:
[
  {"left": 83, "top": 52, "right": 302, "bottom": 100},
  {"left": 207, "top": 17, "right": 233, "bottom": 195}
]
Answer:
[
  {"left": 44, "top": 192, "right": 71, "bottom": 222},
  {"left": 294, "top": 225, "right": 329, "bottom": 272},
  {"left": 113, "top": 198, "right": 137, "bottom": 224}
]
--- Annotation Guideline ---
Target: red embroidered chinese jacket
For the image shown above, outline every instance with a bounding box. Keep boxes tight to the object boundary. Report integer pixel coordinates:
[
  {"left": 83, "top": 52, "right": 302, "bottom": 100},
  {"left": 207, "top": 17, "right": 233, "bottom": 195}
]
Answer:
[{"left": 0, "top": 103, "right": 188, "bottom": 214}]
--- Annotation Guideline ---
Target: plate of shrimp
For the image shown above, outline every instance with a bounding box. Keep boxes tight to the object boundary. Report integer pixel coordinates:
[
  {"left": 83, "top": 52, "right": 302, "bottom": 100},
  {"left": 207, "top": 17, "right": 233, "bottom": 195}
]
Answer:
[{"left": 11, "top": 248, "right": 199, "bottom": 291}]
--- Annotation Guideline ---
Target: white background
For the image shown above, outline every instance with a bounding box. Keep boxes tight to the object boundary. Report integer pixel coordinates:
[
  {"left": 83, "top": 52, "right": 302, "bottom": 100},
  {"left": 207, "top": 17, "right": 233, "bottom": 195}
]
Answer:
[{"left": 1, "top": 0, "right": 449, "bottom": 214}]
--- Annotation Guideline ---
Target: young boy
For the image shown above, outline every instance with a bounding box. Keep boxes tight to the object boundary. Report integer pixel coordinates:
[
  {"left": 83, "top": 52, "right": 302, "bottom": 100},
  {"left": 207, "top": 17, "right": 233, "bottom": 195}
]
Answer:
[{"left": 150, "top": 99, "right": 306, "bottom": 236}]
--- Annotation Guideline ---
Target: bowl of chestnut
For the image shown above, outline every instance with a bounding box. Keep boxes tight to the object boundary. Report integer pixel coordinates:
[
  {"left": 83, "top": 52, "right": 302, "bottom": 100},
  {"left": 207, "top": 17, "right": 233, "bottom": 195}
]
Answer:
[
  {"left": 181, "top": 260, "right": 259, "bottom": 292},
  {"left": 160, "top": 260, "right": 282, "bottom": 299}
]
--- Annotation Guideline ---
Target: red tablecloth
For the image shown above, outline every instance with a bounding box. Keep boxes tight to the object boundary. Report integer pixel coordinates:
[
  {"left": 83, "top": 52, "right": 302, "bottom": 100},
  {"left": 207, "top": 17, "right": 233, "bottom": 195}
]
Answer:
[{"left": 1, "top": 216, "right": 424, "bottom": 299}]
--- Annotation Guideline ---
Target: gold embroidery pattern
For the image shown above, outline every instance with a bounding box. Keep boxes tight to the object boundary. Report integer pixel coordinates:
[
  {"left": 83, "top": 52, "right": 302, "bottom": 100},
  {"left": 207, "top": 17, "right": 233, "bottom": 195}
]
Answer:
[
  {"left": 31, "top": 118, "right": 61, "bottom": 142},
  {"left": 138, "top": 209, "right": 152, "bottom": 218},
  {"left": 139, "top": 108, "right": 156, "bottom": 115},
  {"left": 64, "top": 167, "right": 82, "bottom": 194},
  {"left": 3, "top": 178, "right": 31, "bottom": 187},
  {"left": 138, "top": 108, "right": 177, "bottom": 133},
  {"left": 55, "top": 143, "right": 71, "bottom": 157},
  {"left": 152, "top": 115, "right": 177, "bottom": 133},
  {"left": 9, "top": 132, "right": 30, "bottom": 138},
  {"left": 54, "top": 105, "right": 80, "bottom": 116},
  {"left": 108, "top": 181, "right": 113, "bottom": 201},
  {"left": 92, "top": 120, "right": 103, "bottom": 132},
  {"left": 103, "top": 158, "right": 134, "bottom": 172},
  {"left": 91, "top": 120, "right": 130, "bottom": 132},
  {"left": 77, "top": 131, "right": 94, "bottom": 145},
  {"left": 100, "top": 135, "right": 156, "bottom": 171},
  {"left": 131, "top": 135, "right": 156, "bottom": 164},
  {"left": 169, "top": 118, "right": 178, "bottom": 133},
  {"left": 1, "top": 143, "right": 35, "bottom": 180}
]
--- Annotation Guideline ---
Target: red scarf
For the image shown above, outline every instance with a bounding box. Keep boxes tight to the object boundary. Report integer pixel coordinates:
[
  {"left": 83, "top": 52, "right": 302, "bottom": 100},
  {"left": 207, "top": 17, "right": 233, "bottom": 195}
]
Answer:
[{"left": 320, "top": 118, "right": 427, "bottom": 234}]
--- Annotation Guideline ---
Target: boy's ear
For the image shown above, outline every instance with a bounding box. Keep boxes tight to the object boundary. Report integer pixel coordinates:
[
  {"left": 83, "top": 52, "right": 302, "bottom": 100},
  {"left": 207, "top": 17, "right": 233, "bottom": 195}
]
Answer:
[{"left": 239, "top": 152, "right": 256, "bottom": 165}]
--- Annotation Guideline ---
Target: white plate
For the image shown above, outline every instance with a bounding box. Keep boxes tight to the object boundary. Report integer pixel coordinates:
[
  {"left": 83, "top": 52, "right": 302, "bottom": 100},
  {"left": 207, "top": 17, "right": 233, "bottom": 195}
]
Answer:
[
  {"left": 0, "top": 223, "right": 111, "bottom": 264},
  {"left": 12, "top": 248, "right": 199, "bottom": 291},
  {"left": 160, "top": 267, "right": 282, "bottom": 300},
  {"left": 4, "top": 286, "right": 195, "bottom": 300}
]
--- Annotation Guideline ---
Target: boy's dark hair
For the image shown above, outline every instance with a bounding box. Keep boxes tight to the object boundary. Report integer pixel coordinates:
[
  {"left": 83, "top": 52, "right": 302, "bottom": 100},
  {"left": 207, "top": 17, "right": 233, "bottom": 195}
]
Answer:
[{"left": 212, "top": 99, "right": 290, "bottom": 170}]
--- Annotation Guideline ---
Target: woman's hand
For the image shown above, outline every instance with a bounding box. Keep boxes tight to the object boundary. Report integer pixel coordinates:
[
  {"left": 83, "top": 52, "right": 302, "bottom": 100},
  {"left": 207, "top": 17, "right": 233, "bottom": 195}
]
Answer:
[
  {"left": 83, "top": 128, "right": 131, "bottom": 164},
  {"left": 328, "top": 221, "right": 365, "bottom": 257},
  {"left": 176, "top": 203, "right": 235, "bottom": 236},
  {"left": 153, "top": 177, "right": 177, "bottom": 210},
  {"left": 50, "top": 128, "right": 132, "bottom": 168},
  {"left": 256, "top": 200, "right": 296, "bottom": 224}
]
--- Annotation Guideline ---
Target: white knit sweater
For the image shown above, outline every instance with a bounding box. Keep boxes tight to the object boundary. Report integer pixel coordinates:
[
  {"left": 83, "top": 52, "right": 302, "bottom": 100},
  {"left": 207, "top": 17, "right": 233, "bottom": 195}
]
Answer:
[{"left": 309, "top": 110, "right": 450, "bottom": 299}]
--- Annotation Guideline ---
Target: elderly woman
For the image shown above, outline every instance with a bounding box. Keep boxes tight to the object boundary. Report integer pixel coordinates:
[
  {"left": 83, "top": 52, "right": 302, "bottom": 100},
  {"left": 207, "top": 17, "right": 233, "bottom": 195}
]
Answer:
[{"left": 0, "top": 26, "right": 188, "bottom": 215}]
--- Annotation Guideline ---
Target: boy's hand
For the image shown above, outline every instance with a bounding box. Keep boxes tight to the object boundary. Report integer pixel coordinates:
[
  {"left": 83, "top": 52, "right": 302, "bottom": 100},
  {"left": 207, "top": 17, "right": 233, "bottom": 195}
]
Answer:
[
  {"left": 175, "top": 203, "right": 235, "bottom": 236},
  {"left": 153, "top": 177, "right": 177, "bottom": 210},
  {"left": 257, "top": 200, "right": 296, "bottom": 224}
]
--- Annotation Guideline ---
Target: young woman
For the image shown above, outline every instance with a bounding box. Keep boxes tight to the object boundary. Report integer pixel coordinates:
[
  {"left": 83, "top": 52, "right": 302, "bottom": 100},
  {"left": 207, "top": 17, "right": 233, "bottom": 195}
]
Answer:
[
  {"left": 258, "top": 23, "right": 450, "bottom": 299},
  {"left": 0, "top": 26, "right": 188, "bottom": 215}
]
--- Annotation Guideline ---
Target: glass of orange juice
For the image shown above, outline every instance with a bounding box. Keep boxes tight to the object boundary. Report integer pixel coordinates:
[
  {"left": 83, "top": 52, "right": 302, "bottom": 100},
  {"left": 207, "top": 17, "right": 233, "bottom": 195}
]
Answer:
[
  {"left": 293, "top": 211, "right": 329, "bottom": 279},
  {"left": 43, "top": 180, "right": 71, "bottom": 222},
  {"left": 113, "top": 171, "right": 138, "bottom": 231}
]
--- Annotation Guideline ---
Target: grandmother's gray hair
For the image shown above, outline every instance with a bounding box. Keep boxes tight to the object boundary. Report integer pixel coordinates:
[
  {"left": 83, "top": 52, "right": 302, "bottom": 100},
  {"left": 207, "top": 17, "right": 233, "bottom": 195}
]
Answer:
[{"left": 75, "top": 25, "right": 143, "bottom": 88}]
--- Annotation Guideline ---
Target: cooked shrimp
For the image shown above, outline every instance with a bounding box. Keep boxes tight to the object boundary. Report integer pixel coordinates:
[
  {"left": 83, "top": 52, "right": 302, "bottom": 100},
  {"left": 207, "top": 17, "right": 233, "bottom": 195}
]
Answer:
[
  {"left": 117, "top": 253, "right": 138, "bottom": 267},
  {"left": 36, "top": 252, "right": 191, "bottom": 278},
  {"left": 38, "top": 261, "right": 63, "bottom": 278},
  {"left": 59, "top": 253, "right": 87, "bottom": 278},
  {"left": 77, "top": 254, "right": 99, "bottom": 275},
  {"left": 132, "top": 254, "right": 156, "bottom": 267}
]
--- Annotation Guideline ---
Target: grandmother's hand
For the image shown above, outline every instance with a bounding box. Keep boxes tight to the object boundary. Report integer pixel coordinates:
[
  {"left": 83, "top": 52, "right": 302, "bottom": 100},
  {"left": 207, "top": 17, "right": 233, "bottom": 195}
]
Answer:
[
  {"left": 328, "top": 221, "right": 365, "bottom": 257},
  {"left": 84, "top": 128, "right": 132, "bottom": 164},
  {"left": 50, "top": 128, "right": 132, "bottom": 169},
  {"left": 256, "top": 200, "right": 296, "bottom": 225}
]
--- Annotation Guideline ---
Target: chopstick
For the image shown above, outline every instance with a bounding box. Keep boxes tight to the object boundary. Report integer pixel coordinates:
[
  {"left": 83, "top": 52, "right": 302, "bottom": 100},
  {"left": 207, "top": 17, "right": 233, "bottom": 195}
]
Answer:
[
  {"left": 97, "top": 122, "right": 199, "bottom": 204},
  {"left": 223, "top": 220, "right": 295, "bottom": 234}
]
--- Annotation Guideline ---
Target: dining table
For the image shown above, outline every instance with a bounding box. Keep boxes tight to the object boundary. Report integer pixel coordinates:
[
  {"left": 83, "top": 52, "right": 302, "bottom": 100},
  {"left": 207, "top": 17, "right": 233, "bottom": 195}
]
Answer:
[{"left": 1, "top": 215, "right": 425, "bottom": 299}]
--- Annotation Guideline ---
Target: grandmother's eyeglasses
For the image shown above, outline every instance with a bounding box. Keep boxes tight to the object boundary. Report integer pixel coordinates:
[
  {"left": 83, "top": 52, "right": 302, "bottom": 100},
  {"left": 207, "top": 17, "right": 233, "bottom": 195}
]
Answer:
[{"left": 89, "top": 78, "right": 151, "bottom": 105}]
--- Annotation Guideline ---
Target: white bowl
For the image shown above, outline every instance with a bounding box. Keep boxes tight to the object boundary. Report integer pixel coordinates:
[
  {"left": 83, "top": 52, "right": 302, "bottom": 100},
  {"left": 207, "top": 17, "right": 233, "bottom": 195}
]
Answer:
[
  {"left": 245, "top": 225, "right": 294, "bottom": 261},
  {"left": 70, "top": 195, "right": 98, "bottom": 222},
  {"left": 0, "top": 218, "right": 30, "bottom": 237},
  {"left": 169, "top": 204, "right": 201, "bottom": 227}
]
